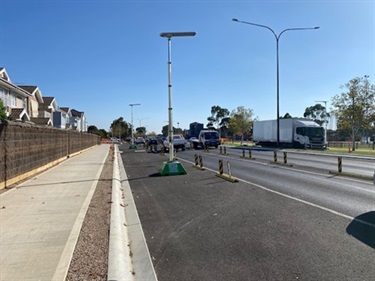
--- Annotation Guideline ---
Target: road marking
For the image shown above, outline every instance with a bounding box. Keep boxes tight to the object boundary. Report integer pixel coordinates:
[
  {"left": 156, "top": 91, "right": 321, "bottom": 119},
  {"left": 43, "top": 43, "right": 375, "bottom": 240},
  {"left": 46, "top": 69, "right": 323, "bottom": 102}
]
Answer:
[{"left": 179, "top": 157, "right": 375, "bottom": 229}]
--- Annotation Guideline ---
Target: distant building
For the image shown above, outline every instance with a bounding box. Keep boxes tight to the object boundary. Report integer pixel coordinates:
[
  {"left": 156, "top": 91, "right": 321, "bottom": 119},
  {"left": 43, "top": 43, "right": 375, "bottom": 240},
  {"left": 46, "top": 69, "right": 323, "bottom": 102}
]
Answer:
[{"left": 189, "top": 122, "right": 204, "bottom": 138}]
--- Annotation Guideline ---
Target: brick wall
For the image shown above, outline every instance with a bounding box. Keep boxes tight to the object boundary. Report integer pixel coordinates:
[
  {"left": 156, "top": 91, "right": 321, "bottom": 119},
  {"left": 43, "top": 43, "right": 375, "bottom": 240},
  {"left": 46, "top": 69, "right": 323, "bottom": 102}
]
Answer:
[{"left": 0, "top": 120, "right": 101, "bottom": 189}]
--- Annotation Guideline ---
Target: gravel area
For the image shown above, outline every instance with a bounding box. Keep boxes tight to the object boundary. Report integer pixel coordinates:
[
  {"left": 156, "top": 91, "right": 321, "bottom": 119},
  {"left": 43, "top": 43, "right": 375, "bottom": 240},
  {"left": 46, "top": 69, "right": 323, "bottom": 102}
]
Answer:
[{"left": 66, "top": 147, "right": 114, "bottom": 281}]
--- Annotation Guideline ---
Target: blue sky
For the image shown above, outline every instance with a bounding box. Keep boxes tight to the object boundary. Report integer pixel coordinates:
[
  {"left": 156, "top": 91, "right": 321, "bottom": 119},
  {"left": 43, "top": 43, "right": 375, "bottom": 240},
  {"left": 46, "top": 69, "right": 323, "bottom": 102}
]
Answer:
[{"left": 1, "top": 0, "right": 374, "bottom": 134}]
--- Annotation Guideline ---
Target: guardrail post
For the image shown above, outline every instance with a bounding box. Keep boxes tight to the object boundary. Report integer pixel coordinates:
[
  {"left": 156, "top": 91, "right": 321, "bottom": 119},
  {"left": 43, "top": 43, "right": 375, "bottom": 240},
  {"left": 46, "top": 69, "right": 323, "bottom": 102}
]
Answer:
[
  {"left": 283, "top": 152, "right": 287, "bottom": 164},
  {"left": 218, "top": 160, "right": 223, "bottom": 175},
  {"left": 338, "top": 156, "right": 342, "bottom": 173},
  {"left": 273, "top": 151, "right": 277, "bottom": 162}
]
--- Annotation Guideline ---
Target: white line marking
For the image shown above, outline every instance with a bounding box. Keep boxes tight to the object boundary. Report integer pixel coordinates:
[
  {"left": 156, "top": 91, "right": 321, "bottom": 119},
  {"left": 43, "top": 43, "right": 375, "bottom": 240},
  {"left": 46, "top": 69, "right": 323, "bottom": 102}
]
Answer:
[{"left": 179, "top": 157, "right": 375, "bottom": 229}]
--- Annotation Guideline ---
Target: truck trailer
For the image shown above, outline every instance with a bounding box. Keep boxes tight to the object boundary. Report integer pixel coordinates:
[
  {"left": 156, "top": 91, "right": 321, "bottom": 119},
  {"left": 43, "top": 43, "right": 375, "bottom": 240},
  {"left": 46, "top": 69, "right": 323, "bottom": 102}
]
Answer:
[{"left": 253, "top": 118, "right": 325, "bottom": 149}]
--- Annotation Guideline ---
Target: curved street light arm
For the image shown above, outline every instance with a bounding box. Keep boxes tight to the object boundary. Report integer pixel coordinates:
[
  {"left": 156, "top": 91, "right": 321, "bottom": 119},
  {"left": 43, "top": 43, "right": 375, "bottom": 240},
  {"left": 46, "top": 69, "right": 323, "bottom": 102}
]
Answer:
[{"left": 232, "top": 18, "right": 277, "bottom": 40}]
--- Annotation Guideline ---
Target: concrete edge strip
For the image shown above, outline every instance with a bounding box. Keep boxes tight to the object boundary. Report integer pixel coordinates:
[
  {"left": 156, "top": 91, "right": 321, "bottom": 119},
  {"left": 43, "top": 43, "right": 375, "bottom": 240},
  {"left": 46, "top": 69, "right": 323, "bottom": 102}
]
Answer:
[
  {"left": 108, "top": 145, "right": 134, "bottom": 281},
  {"left": 118, "top": 148, "right": 158, "bottom": 281},
  {"left": 52, "top": 146, "right": 109, "bottom": 281}
]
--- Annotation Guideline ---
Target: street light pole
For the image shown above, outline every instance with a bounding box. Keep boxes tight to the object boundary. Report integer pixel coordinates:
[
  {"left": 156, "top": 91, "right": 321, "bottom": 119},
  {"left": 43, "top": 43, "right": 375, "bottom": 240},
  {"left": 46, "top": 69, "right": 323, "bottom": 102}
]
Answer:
[
  {"left": 160, "top": 31, "right": 196, "bottom": 175},
  {"left": 129, "top": 103, "right": 140, "bottom": 149},
  {"left": 232, "top": 18, "right": 319, "bottom": 147}
]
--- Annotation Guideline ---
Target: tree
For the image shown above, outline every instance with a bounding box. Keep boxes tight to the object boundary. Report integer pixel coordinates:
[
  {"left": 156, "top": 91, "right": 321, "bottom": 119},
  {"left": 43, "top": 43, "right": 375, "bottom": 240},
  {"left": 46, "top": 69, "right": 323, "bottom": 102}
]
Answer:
[
  {"left": 162, "top": 125, "right": 178, "bottom": 137},
  {"left": 110, "top": 117, "right": 130, "bottom": 139},
  {"left": 228, "top": 106, "right": 254, "bottom": 143},
  {"left": 281, "top": 113, "right": 293, "bottom": 119},
  {"left": 331, "top": 76, "right": 375, "bottom": 150},
  {"left": 207, "top": 105, "right": 230, "bottom": 131},
  {"left": 136, "top": 126, "right": 146, "bottom": 135},
  {"left": 0, "top": 99, "right": 7, "bottom": 120},
  {"left": 303, "top": 104, "right": 330, "bottom": 126},
  {"left": 88, "top": 125, "right": 98, "bottom": 134}
]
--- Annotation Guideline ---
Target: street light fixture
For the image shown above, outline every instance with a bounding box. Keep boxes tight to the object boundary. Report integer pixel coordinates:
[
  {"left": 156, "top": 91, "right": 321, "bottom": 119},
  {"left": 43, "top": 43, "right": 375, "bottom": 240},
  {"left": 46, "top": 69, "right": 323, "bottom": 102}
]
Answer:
[
  {"left": 315, "top": 100, "right": 328, "bottom": 147},
  {"left": 129, "top": 103, "right": 140, "bottom": 149},
  {"left": 232, "top": 18, "right": 319, "bottom": 147},
  {"left": 159, "top": 31, "right": 196, "bottom": 175}
]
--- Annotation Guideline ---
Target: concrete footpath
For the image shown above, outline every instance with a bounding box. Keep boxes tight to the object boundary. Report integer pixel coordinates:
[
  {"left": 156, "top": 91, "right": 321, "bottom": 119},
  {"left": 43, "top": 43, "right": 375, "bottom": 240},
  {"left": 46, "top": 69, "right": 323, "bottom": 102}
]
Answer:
[{"left": 0, "top": 144, "right": 109, "bottom": 281}]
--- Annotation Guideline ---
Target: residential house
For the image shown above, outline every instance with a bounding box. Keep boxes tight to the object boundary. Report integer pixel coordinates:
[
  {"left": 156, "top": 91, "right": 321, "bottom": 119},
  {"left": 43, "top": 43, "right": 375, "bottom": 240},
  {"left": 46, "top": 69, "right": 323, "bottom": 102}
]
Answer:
[
  {"left": 60, "top": 107, "right": 74, "bottom": 129},
  {"left": 38, "top": 96, "right": 59, "bottom": 126},
  {"left": 71, "top": 109, "right": 87, "bottom": 132},
  {"left": 18, "top": 85, "right": 52, "bottom": 126},
  {"left": 0, "top": 67, "right": 31, "bottom": 122}
]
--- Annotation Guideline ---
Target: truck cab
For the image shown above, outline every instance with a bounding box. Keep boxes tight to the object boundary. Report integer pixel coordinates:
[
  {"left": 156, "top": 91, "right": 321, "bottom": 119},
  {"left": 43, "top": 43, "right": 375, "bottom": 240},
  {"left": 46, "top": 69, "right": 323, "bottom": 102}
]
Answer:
[{"left": 197, "top": 130, "right": 220, "bottom": 149}]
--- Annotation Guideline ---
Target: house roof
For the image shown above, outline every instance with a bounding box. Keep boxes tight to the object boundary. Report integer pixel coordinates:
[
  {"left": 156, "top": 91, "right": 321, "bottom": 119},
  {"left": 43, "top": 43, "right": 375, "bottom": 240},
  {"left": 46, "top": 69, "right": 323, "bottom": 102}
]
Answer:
[
  {"left": 41, "top": 97, "right": 55, "bottom": 105},
  {"left": 8, "top": 108, "right": 30, "bottom": 122},
  {"left": 60, "top": 107, "right": 70, "bottom": 113},
  {"left": 18, "top": 85, "right": 37, "bottom": 93},
  {"left": 18, "top": 85, "right": 44, "bottom": 103},
  {"left": 71, "top": 109, "right": 84, "bottom": 117},
  {"left": 30, "top": 117, "right": 52, "bottom": 126}
]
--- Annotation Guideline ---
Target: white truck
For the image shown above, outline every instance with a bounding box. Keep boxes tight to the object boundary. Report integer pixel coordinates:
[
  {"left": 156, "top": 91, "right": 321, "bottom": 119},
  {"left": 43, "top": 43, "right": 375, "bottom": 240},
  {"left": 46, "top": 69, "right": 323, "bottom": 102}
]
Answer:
[
  {"left": 163, "top": 134, "right": 187, "bottom": 151},
  {"left": 253, "top": 118, "right": 326, "bottom": 149},
  {"left": 190, "top": 130, "right": 221, "bottom": 149}
]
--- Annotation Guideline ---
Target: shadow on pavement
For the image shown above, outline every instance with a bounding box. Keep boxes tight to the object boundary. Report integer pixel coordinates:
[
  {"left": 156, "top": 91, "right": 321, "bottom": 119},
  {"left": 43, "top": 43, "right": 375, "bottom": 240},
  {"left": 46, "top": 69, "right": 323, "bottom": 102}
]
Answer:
[{"left": 346, "top": 211, "right": 375, "bottom": 249}]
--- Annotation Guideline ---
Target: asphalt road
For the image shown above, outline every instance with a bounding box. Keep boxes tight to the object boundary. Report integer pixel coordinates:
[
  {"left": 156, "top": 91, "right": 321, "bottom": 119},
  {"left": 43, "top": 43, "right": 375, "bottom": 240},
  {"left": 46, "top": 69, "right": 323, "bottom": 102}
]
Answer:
[{"left": 120, "top": 144, "right": 375, "bottom": 281}]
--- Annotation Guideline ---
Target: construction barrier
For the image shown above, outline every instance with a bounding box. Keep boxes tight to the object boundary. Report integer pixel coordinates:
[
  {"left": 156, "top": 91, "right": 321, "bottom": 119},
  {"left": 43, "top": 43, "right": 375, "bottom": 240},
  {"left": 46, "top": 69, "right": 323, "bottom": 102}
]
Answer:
[
  {"left": 215, "top": 159, "right": 238, "bottom": 182},
  {"left": 227, "top": 161, "right": 232, "bottom": 178},
  {"left": 218, "top": 160, "right": 223, "bottom": 175}
]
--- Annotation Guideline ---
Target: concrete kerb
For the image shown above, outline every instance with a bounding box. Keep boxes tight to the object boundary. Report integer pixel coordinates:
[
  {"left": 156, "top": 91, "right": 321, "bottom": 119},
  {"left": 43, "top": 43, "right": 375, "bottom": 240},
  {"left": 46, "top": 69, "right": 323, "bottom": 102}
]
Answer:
[
  {"left": 117, "top": 147, "right": 158, "bottom": 281},
  {"left": 107, "top": 145, "right": 134, "bottom": 281}
]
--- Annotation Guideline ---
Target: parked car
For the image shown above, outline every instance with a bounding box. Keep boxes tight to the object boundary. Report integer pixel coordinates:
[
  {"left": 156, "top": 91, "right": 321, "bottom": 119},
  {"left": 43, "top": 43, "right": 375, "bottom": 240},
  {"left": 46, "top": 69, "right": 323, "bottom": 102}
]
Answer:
[
  {"left": 146, "top": 137, "right": 158, "bottom": 145},
  {"left": 135, "top": 137, "right": 146, "bottom": 145},
  {"left": 163, "top": 134, "right": 187, "bottom": 151}
]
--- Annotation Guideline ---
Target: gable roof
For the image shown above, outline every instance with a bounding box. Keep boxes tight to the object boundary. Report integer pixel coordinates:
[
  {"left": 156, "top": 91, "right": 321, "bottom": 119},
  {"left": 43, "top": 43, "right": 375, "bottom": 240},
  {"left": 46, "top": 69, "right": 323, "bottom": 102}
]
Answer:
[
  {"left": 30, "top": 117, "right": 53, "bottom": 126},
  {"left": 0, "top": 67, "right": 10, "bottom": 82},
  {"left": 8, "top": 108, "right": 30, "bottom": 122},
  {"left": 18, "top": 85, "right": 44, "bottom": 103},
  {"left": 71, "top": 109, "right": 84, "bottom": 117}
]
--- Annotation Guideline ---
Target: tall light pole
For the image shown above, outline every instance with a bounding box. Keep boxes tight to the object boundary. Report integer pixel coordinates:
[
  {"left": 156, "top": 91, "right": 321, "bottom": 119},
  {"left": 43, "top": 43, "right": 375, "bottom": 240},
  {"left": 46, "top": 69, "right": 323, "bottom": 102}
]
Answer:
[
  {"left": 129, "top": 103, "right": 140, "bottom": 149},
  {"left": 159, "top": 31, "right": 196, "bottom": 175},
  {"left": 232, "top": 18, "right": 319, "bottom": 147},
  {"left": 315, "top": 100, "right": 328, "bottom": 147}
]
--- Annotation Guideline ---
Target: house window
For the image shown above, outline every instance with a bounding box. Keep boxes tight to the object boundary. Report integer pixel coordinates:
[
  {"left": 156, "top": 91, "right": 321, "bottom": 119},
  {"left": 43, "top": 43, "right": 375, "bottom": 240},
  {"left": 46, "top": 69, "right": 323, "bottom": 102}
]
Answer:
[
  {"left": 0, "top": 88, "right": 9, "bottom": 106},
  {"left": 11, "top": 94, "right": 16, "bottom": 107}
]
